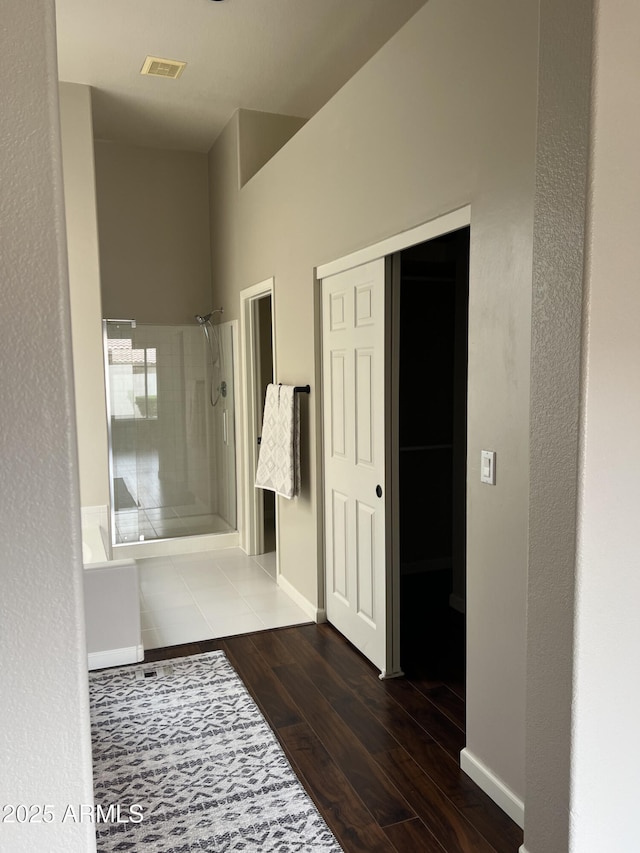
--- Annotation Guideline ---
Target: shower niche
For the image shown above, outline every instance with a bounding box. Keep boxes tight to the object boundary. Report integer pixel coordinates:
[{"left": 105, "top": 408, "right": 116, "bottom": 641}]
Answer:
[{"left": 103, "top": 319, "right": 237, "bottom": 549}]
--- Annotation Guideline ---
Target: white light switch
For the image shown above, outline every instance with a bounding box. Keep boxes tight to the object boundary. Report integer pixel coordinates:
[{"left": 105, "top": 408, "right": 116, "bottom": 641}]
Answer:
[{"left": 481, "top": 450, "right": 496, "bottom": 485}]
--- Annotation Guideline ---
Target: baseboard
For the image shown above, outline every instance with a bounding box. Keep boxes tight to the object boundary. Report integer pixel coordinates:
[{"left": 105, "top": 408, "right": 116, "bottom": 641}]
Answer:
[
  {"left": 449, "top": 592, "right": 466, "bottom": 614},
  {"left": 277, "top": 574, "right": 324, "bottom": 622},
  {"left": 519, "top": 846, "right": 529, "bottom": 853},
  {"left": 460, "top": 748, "right": 525, "bottom": 828},
  {"left": 88, "top": 644, "right": 144, "bottom": 671}
]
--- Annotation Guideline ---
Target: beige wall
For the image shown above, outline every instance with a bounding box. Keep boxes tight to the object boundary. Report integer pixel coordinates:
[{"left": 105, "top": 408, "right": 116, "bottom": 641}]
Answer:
[
  {"left": 0, "top": 2, "right": 96, "bottom": 850},
  {"left": 525, "top": 2, "right": 640, "bottom": 851},
  {"left": 209, "top": 0, "right": 537, "bottom": 803},
  {"left": 238, "top": 109, "right": 307, "bottom": 187},
  {"left": 209, "top": 113, "right": 242, "bottom": 312},
  {"left": 524, "top": 0, "right": 592, "bottom": 848},
  {"left": 95, "top": 141, "right": 212, "bottom": 324},
  {"left": 4, "top": 2, "right": 639, "bottom": 849},
  {"left": 59, "top": 83, "right": 110, "bottom": 509}
]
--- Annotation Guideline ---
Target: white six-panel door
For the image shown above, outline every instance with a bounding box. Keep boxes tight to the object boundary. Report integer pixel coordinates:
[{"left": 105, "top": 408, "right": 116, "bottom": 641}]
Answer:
[{"left": 321, "top": 259, "right": 391, "bottom": 675}]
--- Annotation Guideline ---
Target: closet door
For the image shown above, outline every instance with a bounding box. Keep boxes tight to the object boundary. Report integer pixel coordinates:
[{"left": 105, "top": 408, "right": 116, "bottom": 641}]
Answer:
[{"left": 321, "top": 259, "right": 394, "bottom": 676}]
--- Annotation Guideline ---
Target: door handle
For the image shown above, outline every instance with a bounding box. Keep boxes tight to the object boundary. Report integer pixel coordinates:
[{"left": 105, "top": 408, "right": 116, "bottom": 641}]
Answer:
[{"left": 376, "top": 485, "right": 383, "bottom": 498}]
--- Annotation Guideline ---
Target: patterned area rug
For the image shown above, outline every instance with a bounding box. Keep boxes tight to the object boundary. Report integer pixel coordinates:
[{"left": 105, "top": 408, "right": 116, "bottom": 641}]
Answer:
[{"left": 89, "top": 651, "right": 342, "bottom": 852}]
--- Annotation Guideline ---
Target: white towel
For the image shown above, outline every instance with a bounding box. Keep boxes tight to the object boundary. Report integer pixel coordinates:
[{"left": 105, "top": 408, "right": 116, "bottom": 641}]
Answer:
[{"left": 255, "top": 384, "right": 300, "bottom": 499}]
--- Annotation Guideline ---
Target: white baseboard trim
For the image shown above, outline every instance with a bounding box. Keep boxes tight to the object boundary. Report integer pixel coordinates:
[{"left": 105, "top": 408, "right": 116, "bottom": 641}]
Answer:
[
  {"left": 88, "top": 644, "right": 144, "bottom": 671},
  {"left": 277, "top": 574, "right": 324, "bottom": 623},
  {"left": 460, "top": 748, "right": 524, "bottom": 828},
  {"left": 449, "top": 593, "right": 466, "bottom": 614},
  {"left": 519, "top": 846, "right": 529, "bottom": 853}
]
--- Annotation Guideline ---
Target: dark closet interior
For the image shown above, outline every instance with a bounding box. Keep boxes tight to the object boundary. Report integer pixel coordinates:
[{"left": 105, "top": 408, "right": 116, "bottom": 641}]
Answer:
[{"left": 396, "top": 227, "right": 469, "bottom": 683}]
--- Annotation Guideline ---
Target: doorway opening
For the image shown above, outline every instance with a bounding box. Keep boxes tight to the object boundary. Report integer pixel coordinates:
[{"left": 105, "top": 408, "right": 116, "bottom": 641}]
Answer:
[
  {"left": 393, "top": 226, "right": 469, "bottom": 686},
  {"left": 240, "top": 277, "right": 278, "bottom": 562},
  {"left": 317, "top": 205, "right": 471, "bottom": 679},
  {"left": 254, "top": 294, "right": 276, "bottom": 553},
  {"left": 103, "top": 318, "right": 238, "bottom": 550}
]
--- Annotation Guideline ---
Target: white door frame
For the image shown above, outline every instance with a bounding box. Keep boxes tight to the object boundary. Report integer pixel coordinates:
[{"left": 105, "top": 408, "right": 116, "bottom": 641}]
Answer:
[
  {"left": 316, "top": 204, "right": 471, "bottom": 675},
  {"left": 239, "top": 278, "right": 277, "bottom": 559}
]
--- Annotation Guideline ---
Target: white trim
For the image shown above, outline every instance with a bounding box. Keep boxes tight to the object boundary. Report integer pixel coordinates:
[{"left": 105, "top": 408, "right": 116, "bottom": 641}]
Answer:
[
  {"left": 88, "top": 644, "right": 144, "bottom": 671},
  {"left": 228, "top": 318, "right": 242, "bottom": 544},
  {"left": 519, "top": 847, "right": 529, "bottom": 853},
  {"left": 277, "top": 573, "right": 325, "bottom": 623},
  {"left": 239, "top": 279, "right": 278, "bottom": 564},
  {"left": 312, "top": 271, "right": 327, "bottom": 626},
  {"left": 449, "top": 592, "right": 466, "bottom": 614},
  {"left": 460, "top": 748, "right": 525, "bottom": 828},
  {"left": 316, "top": 205, "right": 471, "bottom": 279}
]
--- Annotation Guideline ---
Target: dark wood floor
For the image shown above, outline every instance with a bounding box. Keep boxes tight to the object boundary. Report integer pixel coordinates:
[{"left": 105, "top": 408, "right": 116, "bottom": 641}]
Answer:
[{"left": 146, "top": 621, "right": 523, "bottom": 853}]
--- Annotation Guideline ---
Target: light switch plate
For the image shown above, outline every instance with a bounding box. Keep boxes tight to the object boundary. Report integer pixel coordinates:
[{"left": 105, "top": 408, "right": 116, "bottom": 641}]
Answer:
[{"left": 481, "top": 450, "right": 496, "bottom": 485}]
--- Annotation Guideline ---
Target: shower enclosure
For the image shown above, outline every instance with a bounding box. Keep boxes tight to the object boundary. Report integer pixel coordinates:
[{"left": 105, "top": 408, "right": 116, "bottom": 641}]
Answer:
[{"left": 103, "top": 319, "right": 236, "bottom": 548}]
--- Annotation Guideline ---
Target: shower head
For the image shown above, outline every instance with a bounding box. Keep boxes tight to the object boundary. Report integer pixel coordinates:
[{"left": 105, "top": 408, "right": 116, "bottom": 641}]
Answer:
[{"left": 195, "top": 308, "right": 223, "bottom": 325}]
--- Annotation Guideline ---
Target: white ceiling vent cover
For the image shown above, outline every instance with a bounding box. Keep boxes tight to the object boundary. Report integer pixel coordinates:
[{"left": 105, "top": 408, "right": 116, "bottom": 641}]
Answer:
[{"left": 140, "top": 56, "right": 186, "bottom": 79}]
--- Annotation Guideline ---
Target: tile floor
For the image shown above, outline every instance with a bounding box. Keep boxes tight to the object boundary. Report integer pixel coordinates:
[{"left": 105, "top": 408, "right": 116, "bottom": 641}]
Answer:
[
  {"left": 112, "top": 446, "right": 235, "bottom": 544},
  {"left": 138, "top": 547, "right": 310, "bottom": 650}
]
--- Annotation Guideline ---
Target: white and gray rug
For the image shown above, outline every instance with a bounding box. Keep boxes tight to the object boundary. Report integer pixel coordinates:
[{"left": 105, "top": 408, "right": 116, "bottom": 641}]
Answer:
[{"left": 89, "top": 650, "right": 342, "bottom": 852}]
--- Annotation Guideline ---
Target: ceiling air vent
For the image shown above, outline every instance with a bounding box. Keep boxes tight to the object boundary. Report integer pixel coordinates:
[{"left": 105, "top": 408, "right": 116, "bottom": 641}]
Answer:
[{"left": 140, "top": 56, "right": 186, "bottom": 80}]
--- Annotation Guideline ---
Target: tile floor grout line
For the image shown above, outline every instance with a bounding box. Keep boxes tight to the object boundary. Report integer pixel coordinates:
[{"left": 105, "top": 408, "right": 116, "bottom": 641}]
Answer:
[{"left": 138, "top": 547, "right": 309, "bottom": 650}]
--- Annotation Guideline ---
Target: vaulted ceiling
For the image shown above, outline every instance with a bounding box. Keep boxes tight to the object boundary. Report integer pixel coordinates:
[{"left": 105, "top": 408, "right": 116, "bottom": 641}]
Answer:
[{"left": 56, "top": 0, "right": 428, "bottom": 152}]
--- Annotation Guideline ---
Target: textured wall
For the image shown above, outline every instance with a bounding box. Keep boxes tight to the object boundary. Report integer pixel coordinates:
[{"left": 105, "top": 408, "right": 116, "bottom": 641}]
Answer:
[
  {"left": 209, "top": 0, "right": 538, "bottom": 802},
  {"left": 0, "top": 2, "right": 96, "bottom": 851},
  {"left": 59, "top": 83, "right": 110, "bottom": 509},
  {"left": 524, "top": 0, "right": 593, "bottom": 850}
]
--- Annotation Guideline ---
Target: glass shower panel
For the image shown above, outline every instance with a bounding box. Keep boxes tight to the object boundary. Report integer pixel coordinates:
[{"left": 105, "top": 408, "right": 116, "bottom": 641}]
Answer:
[{"left": 104, "top": 320, "right": 236, "bottom": 545}]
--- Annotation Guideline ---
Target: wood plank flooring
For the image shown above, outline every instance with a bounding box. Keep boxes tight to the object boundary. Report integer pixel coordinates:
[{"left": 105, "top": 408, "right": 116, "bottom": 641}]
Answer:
[{"left": 145, "top": 623, "right": 523, "bottom": 853}]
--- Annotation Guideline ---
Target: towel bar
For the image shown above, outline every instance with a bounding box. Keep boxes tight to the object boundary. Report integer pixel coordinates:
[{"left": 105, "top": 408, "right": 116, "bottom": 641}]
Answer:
[{"left": 278, "top": 383, "right": 311, "bottom": 394}]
